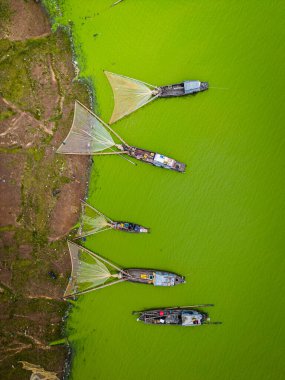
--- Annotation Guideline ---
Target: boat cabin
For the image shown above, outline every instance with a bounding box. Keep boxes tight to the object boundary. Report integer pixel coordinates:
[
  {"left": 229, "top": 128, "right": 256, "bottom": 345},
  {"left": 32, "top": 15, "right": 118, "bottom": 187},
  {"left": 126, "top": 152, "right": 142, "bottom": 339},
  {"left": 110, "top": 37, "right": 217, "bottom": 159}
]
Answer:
[
  {"left": 153, "top": 271, "right": 180, "bottom": 286},
  {"left": 153, "top": 153, "right": 185, "bottom": 172},
  {"left": 181, "top": 311, "right": 203, "bottom": 326}
]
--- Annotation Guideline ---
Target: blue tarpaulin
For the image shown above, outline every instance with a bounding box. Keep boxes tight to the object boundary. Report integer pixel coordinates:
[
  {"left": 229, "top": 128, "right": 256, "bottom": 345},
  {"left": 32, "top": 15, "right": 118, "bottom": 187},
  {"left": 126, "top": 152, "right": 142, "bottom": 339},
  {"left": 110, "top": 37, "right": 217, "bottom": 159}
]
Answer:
[
  {"left": 154, "top": 272, "right": 176, "bottom": 286},
  {"left": 184, "top": 80, "right": 201, "bottom": 94}
]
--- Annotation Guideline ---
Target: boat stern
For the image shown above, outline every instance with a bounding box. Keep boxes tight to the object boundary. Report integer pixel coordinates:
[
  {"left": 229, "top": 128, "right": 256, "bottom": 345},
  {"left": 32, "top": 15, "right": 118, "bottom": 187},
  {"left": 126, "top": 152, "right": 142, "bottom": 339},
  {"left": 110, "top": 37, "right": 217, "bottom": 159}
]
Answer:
[
  {"left": 153, "top": 154, "right": 186, "bottom": 173},
  {"left": 200, "top": 81, "right": 209, "bottom": 91},
  {"left": 174, "top": 161, "right": 186, "bottom": 173},
  {"left": 174, "top": 275, "right": 185, "bottom": 285},
  {"left": 139, "top": 226, "right": 150, "bottom": 233}
]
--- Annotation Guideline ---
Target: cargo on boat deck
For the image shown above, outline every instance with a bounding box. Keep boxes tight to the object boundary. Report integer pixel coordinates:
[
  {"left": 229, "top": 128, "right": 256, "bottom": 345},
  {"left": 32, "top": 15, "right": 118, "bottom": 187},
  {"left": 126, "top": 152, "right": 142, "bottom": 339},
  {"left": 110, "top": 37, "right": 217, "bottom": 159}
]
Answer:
[
  {"left": 137, "top": 308, "right": 207, "bottom": 326},
  {"left": 113, "top": 222, "right": 148, "bottom": 233},
  {"left": 123, "top": 269, "right": 185, "bottom": 286},
  {"left": 133, "top": 305, "right": 221, "bottom": 327}
]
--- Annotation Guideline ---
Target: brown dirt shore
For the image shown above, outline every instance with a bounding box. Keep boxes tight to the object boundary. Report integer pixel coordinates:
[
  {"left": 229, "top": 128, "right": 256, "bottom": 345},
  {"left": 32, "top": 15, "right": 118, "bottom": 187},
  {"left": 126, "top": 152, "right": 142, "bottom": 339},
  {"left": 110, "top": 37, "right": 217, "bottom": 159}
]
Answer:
[{"left": 0, "top": 1, "right": 91, "bottom": 378}]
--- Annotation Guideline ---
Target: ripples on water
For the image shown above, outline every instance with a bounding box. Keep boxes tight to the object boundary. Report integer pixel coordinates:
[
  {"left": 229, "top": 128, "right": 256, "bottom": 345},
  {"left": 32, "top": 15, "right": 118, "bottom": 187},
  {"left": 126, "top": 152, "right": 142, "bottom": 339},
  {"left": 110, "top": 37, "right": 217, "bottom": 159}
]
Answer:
[{"left": 55, "top": 1, "right": 285, "bottom": 379}]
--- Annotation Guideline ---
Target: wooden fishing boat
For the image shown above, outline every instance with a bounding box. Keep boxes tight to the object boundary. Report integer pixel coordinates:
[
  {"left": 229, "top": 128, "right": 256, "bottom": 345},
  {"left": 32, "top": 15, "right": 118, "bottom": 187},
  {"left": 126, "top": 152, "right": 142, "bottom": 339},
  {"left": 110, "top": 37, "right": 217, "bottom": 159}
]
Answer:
[
  {"left": 105, "top": 71, "right": 209, "bottom": 123},
  {"left": 75, "top": 201, "right": 149, "bottom": 239},
  {"left": 122, "top": 269, "right": 185, "bottom": 286},
  {"left": 57, "top": 101, "right": 186, "bottom": 173},
  {"left": 64, "top": 242, "right": 185, "bottom": 298},
  {"left": 120, "top": 145, "right": 186, "bottom": 173},
  {"left": 113, "top": 221, "right": 149, "bottom": 233},
  {"left": 133, "top": 305, "right": 221, "bottom": 326},
  {"left": 156, "top": 81, "right": 208, "bottom": 98}
]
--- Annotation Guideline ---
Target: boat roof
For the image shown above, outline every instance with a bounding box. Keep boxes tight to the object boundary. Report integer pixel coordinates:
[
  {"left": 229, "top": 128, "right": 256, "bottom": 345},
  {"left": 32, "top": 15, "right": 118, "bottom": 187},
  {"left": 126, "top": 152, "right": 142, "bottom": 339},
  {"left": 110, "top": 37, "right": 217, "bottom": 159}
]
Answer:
[
  {"left": 154, "top": 154, "right": 175, "bottom": 165},
  {"left": 184, "top": 80, "right": 201, "bottom": 94},
  {"left": 154, "top": 272, "right": 176, "bottom": 286}
]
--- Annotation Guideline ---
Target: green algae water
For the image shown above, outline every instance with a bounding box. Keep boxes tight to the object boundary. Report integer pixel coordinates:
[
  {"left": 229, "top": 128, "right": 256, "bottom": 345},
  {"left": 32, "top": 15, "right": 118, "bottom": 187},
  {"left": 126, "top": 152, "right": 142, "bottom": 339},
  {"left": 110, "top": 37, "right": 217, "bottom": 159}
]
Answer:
[{"left": 52, "top": 1, "right": 285, "bottom": 379}]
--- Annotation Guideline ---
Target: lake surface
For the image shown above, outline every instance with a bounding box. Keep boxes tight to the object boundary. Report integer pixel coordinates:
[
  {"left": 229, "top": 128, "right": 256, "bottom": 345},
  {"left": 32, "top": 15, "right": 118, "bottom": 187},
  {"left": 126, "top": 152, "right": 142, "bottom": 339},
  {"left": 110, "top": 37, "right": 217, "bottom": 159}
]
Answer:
[{"left": 54, "top": 1, "right": 285, "bottom": 379}]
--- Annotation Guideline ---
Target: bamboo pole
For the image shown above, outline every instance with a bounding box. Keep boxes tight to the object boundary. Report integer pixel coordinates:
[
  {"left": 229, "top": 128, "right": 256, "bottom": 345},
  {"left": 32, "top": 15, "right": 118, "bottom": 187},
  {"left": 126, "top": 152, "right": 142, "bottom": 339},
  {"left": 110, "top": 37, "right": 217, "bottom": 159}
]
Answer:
[
  {"left": 75, "top": 100, "right": 128, "bottom": 145},
  {"left": 73, "top": 226, "right": 113, "bottom": 240},
  {"left": 64, "top": 278, "right": 128, "bottom": 298},
  {"left": 104, "top": 71, "right": 157, "bottom": 89},
  {"left": 59, "top": 151, "right": 128, "bottom": 156},
  {"left": 174, "top": 304, "right": 214, "bottom": 309},
  {"left": 111, "top": 0, "right": 124, "bottom": 6},
  {"left": 67, "top": 241, "right": 130, "bottom": 277},
  {"left": 81, "top": 200, "right": 113, "bottom": 222},
  {"left": 91, "top": 151, "right": 127, "bottom": 155}
]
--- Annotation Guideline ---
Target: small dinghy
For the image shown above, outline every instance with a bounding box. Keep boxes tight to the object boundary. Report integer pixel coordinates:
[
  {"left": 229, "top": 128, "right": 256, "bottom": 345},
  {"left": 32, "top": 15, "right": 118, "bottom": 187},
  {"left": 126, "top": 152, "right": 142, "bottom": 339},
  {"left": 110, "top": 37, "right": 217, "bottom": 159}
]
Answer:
[
  {"left": 64, "top": 241, "right": 185, "bottom": 298},
  {"left": 57, "top": 101, "right": 186, "bottom": 173},
  {"left": 133, "top": 305, "right": 221, "bottom": 326},
  {"left": 75, "top": 201, "right": 149, "bottom": 239},
  {"left": 105, "top": 71, "right": 208, "bottom": 123}
]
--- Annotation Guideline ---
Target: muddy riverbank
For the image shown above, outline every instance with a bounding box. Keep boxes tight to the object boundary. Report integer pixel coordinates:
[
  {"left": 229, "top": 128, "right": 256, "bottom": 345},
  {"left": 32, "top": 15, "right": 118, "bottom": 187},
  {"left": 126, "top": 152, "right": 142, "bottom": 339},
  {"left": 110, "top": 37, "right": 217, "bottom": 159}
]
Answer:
[{"left": 0, "top": 1, "right": 91, "bottom": 378}]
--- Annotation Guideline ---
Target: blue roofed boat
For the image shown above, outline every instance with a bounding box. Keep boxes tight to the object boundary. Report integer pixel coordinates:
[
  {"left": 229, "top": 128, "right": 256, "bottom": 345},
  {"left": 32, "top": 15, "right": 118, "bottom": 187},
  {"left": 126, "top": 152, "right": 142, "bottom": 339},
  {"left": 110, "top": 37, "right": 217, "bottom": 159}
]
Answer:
[
  {"left": 157, "top": 80, "right": 209, "bottom": 97},
  {"left": 124, "top": 269, "right": 185, "bottom": 286}
]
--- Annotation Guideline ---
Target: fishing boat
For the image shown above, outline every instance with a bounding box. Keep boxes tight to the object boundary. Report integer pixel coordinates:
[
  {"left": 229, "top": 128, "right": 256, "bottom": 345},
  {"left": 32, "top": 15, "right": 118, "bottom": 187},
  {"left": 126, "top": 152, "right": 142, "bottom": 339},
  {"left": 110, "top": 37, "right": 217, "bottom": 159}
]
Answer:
[
  {"left": 157, "top": 80, "right": 209, "bottom": 98},
  {"left": 104, "top": 71, "right": 209, "bottom": 123},
  {"left": 75, "top": 200, "right": 149, "bottom": 239},
  {"left": 113, "top": 221, "right": 149, "bottom": 233},
  {"left": 57, "top": 101, "right": 186, "bottom": 173},
  {"left": 133, "top": 305, "right": 221, "bottom": 326},
  {"left": 120, "top": 145, "right": 185, "bottom": 172},
  {"left": 64, "top": 241, "right": 185, "bottom": 298},
  {"left": 123, "top": 269, "right": 185, "bottom": 286}
]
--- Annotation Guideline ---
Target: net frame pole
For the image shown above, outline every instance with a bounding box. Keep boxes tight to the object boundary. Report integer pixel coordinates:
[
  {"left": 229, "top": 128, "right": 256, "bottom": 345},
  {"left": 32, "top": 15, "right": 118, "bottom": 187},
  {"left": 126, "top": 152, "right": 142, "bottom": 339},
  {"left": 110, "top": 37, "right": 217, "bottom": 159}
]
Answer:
[
  {"left": 73, "top": 226, "right": 113, "bottom": 240},
  {"left": 91, "top": 152, "right": 126, "bottom": 155},
  {"left": 58, "top": 151, "right": 129, "bottom": 156},
  {"left": 81, "top": 200, "right": 113, "bottom": 223},
  {"left": 104, "top": 71, "right": 157, "bottom": 89},
  {"left": 63, "top": 278, "right": 128, "bottom": 298},
  {"left": 67, "top": 241, "right": 130, "bottom": 277},
  {"left": 75, "top": 100, "right": 128, "bottom": 146}
]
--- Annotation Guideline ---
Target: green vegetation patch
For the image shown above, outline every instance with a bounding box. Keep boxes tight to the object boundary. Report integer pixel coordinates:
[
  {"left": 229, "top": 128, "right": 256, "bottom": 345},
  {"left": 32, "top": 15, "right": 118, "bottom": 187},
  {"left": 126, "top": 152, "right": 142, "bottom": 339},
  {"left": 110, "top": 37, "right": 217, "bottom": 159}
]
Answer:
[
  {"left": 0, "top": 25, "right": 90, "bottom": 379},
  {"left": 0, "top": 0, "right": 11, "bottom": 26}
]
